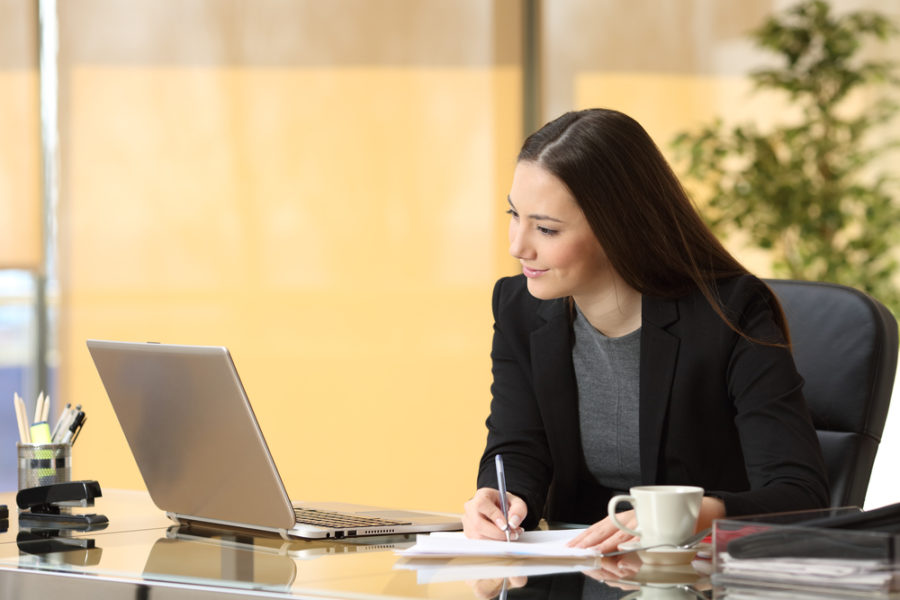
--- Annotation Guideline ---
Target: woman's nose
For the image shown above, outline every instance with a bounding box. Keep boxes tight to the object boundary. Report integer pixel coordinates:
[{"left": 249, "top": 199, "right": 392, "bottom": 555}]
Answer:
[{"left": 508, "top": 221, "right": 535, "bottom": 260}]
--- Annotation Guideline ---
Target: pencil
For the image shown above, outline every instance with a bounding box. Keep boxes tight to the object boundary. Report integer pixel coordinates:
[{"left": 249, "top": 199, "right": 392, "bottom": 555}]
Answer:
[
  {"left": 14, "top": 392, "right": 30, "bottom": 444},
  {"left": 42, "top": 393, "right": 50, "bottom": 422},
  {"left": 33, "top": 392, "right": 44, "bottom": 424}
]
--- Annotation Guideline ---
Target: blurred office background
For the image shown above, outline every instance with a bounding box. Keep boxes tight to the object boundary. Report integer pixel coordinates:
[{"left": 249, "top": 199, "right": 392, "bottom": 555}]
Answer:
[{"left": 1, "top": 0, "right": 898, "bottom": 511}]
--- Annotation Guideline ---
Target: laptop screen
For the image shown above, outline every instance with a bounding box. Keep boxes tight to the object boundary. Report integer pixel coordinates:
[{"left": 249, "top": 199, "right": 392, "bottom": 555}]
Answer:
[{"left": 87, "top": 340, "right": 297, "bottom": 530}]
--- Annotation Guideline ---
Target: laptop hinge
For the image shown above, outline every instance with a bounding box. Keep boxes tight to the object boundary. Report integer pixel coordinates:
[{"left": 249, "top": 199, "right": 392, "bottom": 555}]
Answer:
[{"left": 166, "top": 511, "right": 291, "bottom": 540}]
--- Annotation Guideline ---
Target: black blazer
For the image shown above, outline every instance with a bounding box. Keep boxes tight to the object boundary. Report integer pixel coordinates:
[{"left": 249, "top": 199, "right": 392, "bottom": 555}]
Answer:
[{"left": 476, "top": 274, "right": 829, "bottom": 530}]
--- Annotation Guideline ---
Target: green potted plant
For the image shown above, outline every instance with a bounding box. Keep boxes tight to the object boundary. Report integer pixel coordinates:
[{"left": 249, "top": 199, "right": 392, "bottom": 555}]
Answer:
[{"left": 673, "top": 0, "right": 900, "bottom": 313}]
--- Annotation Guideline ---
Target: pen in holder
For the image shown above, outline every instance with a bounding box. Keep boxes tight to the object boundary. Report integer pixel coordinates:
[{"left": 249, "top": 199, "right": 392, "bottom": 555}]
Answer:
[{"left": 17, "top": 443, "right": 72, "bottom": 490}]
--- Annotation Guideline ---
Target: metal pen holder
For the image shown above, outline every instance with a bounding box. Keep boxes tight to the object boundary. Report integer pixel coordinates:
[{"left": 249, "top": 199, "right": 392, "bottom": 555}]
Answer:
[{"left": 17, "top": 442, "right": 72, "bottom": 490}]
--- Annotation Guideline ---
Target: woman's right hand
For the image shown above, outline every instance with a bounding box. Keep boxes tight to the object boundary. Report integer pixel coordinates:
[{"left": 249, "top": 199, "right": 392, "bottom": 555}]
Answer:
[
  {"left": 466, "top": 576, "right": 528, "bottom": 599},
  {"left": 462, "top": 487, "right": 527, "bottom": 540}
]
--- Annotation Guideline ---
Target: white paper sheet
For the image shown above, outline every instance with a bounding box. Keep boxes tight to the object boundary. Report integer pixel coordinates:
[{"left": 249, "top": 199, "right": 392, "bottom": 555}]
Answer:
[{"left": 395, "top": 528, "right": 601, "bottom": 559}]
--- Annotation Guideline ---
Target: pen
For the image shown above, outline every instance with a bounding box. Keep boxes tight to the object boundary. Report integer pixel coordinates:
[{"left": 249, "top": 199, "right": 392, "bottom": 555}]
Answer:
[
  {"left": 50, "top": 402, "right": 72, "bottom": 441},
  {"left": 70, "top": 415, "right": 86, "bottom": 445},
  {"left": 52, "top": 404, "right": 79, "bottom": 443},
  {"left": 61, "top": 411, "right": 85, "bottom": 445},
  {"left": 495, "top": 454, "right": 511, "bottom": 542}
]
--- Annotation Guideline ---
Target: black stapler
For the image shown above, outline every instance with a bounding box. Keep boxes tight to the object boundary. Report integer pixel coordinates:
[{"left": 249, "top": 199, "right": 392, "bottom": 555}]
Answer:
[{"left": 16, "top": 480, "right": 109, "bottom": 528}]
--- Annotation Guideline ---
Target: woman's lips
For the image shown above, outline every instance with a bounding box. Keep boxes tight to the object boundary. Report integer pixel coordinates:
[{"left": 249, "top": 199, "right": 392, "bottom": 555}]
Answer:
[{"left": 522, "top": 265, "right": 547, "bottom": 278}]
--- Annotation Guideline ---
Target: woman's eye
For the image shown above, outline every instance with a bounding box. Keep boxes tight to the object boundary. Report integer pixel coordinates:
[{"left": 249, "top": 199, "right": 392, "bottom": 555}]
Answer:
[
  {"left": 505, "top": 208, "right": 519, "bottom": 219},
  {"left": 537, "top": 226, "right": 558, "bottom": 236}
]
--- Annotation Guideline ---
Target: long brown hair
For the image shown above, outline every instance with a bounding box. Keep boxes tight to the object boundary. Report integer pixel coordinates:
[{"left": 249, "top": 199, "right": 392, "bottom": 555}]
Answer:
[{"left": 518, "top": 108, "right": 789, "bottom": 344}]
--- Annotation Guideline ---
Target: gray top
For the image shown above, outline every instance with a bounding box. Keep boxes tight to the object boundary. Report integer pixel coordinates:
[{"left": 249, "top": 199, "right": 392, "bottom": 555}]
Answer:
[{"left": 572, "top": 306, "right": 642, "bottom": 493}]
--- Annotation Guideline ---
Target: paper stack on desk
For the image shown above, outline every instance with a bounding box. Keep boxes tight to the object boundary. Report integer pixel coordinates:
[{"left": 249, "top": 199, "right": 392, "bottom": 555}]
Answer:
[
  {"left": 718, "top": 554, "right": 899, "bottom": 591},
  {"left": 396, "top": 529, "right": 600, "bottom": 559}
]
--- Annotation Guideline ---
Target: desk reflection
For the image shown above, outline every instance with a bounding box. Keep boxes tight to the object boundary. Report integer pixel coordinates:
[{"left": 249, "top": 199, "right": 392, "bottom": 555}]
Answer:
[
  {"left": 143, "top": 524, "right": 419, "bottom": 592},
  {"left": 16, "top": 528, "right": 103, "bottom": 568},
  {"left": 143, "top": 530, "right": 296, "bottom": 591},
  {"left": 398, "top": 551, "right": 710, "bottom": 600},
  {"left": 476, "top": 571, "right": 710, "bottom": 599}
]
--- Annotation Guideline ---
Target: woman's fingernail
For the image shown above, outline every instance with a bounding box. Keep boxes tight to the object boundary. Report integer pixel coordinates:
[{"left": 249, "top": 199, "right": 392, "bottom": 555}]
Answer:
[
  {"left": 495, "top": 518, "right": 508, "bottom": 530},
  {"left": 509, "top": 515, "right": 521, "bottom": 528}
]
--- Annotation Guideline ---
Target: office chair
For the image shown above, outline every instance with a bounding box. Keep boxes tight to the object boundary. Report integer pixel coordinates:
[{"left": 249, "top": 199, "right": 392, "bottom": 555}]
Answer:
[{"left": 766, "top": 279, "right": 899, "bottom": 508}]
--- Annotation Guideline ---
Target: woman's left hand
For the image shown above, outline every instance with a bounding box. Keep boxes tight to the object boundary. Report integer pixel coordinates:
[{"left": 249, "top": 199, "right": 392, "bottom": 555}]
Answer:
[
  {"left": 567, "top": 497, "right": 725, "bottom": 553},
  {"left": 566, "top": 509, "right": 638, "bottom": 553},
  {"left": 581, "top": 553, "right": 642, "bottom": 583}
]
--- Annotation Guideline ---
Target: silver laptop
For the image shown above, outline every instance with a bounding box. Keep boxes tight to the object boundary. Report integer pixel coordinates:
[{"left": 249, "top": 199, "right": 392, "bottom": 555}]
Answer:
[{"left": 86, "top": 339, "right": 462, "bottom": 539}]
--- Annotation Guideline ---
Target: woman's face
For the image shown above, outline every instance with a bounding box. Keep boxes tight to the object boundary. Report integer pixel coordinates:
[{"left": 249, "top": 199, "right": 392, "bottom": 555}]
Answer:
[{"left": 507, "top": 161, "right": 614, "bottom": 301}]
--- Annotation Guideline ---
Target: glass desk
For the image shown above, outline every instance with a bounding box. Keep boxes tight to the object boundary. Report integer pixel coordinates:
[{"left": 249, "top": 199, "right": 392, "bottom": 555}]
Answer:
[{"left": 0, "top": 490, "right": 712, "bottom": 599}]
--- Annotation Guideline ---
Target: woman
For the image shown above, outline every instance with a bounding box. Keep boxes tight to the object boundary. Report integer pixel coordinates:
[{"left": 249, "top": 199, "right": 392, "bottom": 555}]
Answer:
[{"left": 462, "top": 108, "right": 828, "bottom": 552}]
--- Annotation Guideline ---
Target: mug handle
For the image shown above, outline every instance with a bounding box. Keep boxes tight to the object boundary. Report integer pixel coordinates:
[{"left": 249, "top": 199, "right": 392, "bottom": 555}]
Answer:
[{"left": 607, "top": 494, "right": 641, "bottom": 537}]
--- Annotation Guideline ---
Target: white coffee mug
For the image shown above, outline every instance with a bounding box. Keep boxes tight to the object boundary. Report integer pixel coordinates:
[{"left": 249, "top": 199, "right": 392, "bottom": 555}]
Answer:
[{"left": 607, "top": 485, "right": 703, "bottom": 546}]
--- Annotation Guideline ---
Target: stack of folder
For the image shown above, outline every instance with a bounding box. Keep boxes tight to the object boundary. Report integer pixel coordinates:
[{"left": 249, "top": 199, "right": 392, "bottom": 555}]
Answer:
[{"left": 711, "top": 503, "right": 900, "bottom": 594}]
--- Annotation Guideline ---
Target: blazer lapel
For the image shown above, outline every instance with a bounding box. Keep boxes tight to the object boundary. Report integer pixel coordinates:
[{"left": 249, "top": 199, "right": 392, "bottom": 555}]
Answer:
[
  {"left": 639, "top": 295, "right": 680, "bottom": 484},
  {"left": 530, "top": 300, "right": 582, "bottom": 483}
]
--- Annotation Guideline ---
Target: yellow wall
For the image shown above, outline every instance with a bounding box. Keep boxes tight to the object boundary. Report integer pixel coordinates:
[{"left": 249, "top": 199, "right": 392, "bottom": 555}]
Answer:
[
  {"left": 0, "top": 0, "right": 41, "bottom": 269},
  {"left": 62, "top": 65, "right": 521, "bottom": 511},
  {"left": 0, "top": 71, "right": 41, "bottom": 269},
  {"left": 58, "top": 0, "right": 523, "bottom": 514}
]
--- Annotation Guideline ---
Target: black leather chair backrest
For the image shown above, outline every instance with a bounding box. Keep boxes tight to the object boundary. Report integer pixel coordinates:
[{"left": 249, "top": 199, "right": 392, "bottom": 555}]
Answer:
[{"left": 766, "top": 280, "right": 898, "bottom": 508}]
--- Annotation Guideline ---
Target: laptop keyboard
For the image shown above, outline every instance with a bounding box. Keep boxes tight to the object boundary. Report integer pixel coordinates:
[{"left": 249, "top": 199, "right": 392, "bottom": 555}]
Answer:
[{"left": 293, "top": 508, "right": 412, "bottom": 529}]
